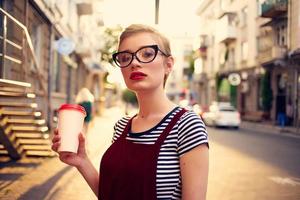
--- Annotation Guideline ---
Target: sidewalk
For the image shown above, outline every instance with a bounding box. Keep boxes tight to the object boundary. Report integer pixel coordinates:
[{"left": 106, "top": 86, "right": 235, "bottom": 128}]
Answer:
[
  {"left": 240, "top": 121, "right": 300, "bottom": 138},
  {"left": 0, "top": 106, "right": 123, "bottom": 200}
]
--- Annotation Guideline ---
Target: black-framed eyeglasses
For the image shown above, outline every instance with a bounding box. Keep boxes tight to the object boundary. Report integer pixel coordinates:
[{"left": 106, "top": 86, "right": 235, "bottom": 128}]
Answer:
[{"left": 112, "top": 45, "right": 170, "bottom": 68}]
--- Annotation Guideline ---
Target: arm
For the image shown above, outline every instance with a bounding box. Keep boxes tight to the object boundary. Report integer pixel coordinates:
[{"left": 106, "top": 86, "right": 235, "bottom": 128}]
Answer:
[
  {"left": 77, "top": 158, "right": 99, "bottom": 197},
  {"left": 180, "top": 144, "right": 209, "bottom": 200},
  {"left": 52, "top": 132, "right": 100, "bottom": 197}
]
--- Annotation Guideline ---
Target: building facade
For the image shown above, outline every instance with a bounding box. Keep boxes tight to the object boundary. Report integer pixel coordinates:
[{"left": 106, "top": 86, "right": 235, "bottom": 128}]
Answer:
[
  {"left": 196, "top": 0, "right": 299, "bottom": 127},
  {"left": 0, "top": 0, "right": 106, "bottom": 129}
]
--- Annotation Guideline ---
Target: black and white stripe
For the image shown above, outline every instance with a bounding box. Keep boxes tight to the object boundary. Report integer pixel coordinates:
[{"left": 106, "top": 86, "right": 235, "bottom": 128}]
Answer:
[{"left": 112, "top": 107, "right": 208, "bottom": 199}]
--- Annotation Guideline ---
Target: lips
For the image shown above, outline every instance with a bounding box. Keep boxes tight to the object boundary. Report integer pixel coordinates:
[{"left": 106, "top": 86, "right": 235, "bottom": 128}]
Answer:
[{"left": 130, "top": 72, "right": 147, "bottom": 80}]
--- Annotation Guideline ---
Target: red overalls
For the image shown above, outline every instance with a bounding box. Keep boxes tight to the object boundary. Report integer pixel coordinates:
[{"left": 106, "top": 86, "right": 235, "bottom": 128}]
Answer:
[{"left": 99, "top": 109, "right": 186, "bottom": 200}]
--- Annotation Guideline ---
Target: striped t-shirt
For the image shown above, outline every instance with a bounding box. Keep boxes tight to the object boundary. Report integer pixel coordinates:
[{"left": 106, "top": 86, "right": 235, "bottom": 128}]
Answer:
[{"left": 112, "top": 106, "right": 209, "bottom": 199}]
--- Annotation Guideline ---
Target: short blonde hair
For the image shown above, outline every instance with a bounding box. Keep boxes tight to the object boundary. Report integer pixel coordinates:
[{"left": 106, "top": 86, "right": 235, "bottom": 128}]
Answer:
[
  {"left": 118, "top": 24, "right": 172, "bottom": 88},
  {"left": 118, "top": 24, "right": 171, "bottom": 56}
]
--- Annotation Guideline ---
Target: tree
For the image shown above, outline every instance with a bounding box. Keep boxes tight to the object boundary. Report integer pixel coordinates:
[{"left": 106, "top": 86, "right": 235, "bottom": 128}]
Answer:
[
  {"left": 122, "top": 89, "right": 137, "bottom": 105},
  {"left": 122, "top": 89, "right": 137, "bottom": 115},
  {"left": 99, "top": 25, "right": 123, "bottom": 64}
]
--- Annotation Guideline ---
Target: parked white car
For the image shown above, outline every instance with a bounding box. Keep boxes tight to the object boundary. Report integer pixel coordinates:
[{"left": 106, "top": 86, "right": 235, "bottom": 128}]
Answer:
[{"left": 202, "top": 102, "right": 241, "bottom": 129}]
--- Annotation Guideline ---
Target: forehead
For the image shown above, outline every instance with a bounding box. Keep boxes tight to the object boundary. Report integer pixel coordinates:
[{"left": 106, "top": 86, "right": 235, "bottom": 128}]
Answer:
[{"left": 118, "top": 32, "right": 161, "bottom": 51}]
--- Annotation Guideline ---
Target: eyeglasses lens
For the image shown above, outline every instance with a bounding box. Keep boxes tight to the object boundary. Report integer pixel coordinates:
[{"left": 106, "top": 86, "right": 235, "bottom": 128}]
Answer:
[{"left": 115, "top": 46, "right": 157, "bottom": 67}]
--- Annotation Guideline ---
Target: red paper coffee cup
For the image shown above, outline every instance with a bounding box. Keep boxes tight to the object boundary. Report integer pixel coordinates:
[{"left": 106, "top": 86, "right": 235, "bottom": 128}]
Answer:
[{"left": 57, "top": 104, "right": 86, "bottom": 153}]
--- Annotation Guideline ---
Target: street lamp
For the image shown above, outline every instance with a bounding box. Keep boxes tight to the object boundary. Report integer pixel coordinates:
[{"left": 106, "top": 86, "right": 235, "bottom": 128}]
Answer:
[{"left": 155, "top": 0, "right": 159, "bottom": 24}]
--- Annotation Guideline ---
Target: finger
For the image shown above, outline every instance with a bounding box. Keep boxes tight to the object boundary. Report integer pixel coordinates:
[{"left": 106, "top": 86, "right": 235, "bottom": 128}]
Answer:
[
  {"left": 52, "top": 135, "right": 61, "bottom": 143},
  {"left": 51, "top": 142, "right": 60, "bottom": 152},
  {"left": 79, "top": 132, "right": 85, "bottom": 141},
  {"left": 78, "top": 133, "right": 86, "bottom": 152}
]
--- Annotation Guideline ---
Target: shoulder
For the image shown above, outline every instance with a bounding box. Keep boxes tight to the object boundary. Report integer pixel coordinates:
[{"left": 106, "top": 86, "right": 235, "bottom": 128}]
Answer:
[
  {"left": 177, "top": 108, "right": 206, "bottom": 128},
  {"left": 176, "top": 108, "right": 209, "bottom": 156},
  {"left": 112, "top": 115, "right": 132, "bottom": 141}
]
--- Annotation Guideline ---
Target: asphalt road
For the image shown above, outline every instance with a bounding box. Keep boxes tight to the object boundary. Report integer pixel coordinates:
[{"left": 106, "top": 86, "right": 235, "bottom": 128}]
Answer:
[{"left": 206, "top": 126, "right": 300, "bottom": 200}]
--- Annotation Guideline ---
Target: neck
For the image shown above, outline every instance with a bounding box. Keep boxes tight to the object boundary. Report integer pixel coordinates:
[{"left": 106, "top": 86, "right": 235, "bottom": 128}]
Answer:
[{"left": 135, "top": 87, "right": 175, "bottom": 119}]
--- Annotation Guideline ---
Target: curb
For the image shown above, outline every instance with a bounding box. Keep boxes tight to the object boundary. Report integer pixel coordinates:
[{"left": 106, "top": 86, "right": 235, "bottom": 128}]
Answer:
[{"left": 240, "top": 121, "right": 300, "bottom": 139}]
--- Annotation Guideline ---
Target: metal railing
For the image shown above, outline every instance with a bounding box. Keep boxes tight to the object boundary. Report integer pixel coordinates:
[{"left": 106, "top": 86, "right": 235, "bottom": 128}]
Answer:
[
  {"left": 261, "top": 0, "right": 288, "bottom": 15},
  {"left": 0, "top": 7, "right": 47, "bottom": 94}
]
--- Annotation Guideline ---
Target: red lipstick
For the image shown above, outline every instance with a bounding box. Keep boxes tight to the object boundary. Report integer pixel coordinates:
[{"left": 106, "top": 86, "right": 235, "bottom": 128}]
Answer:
[{"left": 130, "top": 72, "right": 147, "bottom": 80}]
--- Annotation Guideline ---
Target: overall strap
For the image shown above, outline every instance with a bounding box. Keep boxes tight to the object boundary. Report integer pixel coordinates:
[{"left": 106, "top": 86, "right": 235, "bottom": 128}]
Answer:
[
  {"left": 119, "top": 115, "right": 135, "bottom": 140},
  {"left": 155, "top": 108, "right": 187, "bottom": 147}
]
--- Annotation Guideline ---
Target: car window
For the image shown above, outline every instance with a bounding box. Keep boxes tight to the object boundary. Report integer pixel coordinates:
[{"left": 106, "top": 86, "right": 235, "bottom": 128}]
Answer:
[{"left": 219, "top": 107, "right": 236, "bottom": 111}]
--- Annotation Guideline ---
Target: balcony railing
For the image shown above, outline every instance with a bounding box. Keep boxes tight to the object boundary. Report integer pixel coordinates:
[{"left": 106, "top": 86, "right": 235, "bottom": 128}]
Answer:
[
  {"left": 217, "top": 26, "right": 237, "bottom": 43},
  {"left": 261, "top": 0, "right": 288, "bottom": 18},
  {"left": 257, "top": 45, "right": 287, "bottom": 64},
  {"left": 216, "top": 13, "right": 237, "bottom": 43}
]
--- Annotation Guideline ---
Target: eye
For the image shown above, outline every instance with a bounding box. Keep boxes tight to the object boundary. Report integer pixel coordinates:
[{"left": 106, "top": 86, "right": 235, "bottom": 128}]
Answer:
[
  {"left": 139, "top": 47, "right": 156, "bottom": 60},
  {"left": 117, "top": 53, "right": 132, "bottom": 63}
]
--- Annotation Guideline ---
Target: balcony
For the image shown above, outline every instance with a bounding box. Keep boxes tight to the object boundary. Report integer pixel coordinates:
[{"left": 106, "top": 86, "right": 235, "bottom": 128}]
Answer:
[
  {"left": 198, "top": 46, "right": 207, "bottom": 59},
  {"left": 216, "top": 13, "right": 237, "bottom": 43},
  {"left": 257, "top": 45, "right": 287, "bottom": 65},
  {"left": 218, "top": 26, "right": 237, "bottom": 43},
  {"left": 261, "top": 0, "right": 288, "bottom": 18}
]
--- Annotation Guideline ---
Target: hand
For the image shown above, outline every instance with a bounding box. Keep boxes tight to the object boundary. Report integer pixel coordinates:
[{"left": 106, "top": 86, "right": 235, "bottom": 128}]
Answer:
[{"left": 51, "top": 129, "right": 88, "bottom": 168}]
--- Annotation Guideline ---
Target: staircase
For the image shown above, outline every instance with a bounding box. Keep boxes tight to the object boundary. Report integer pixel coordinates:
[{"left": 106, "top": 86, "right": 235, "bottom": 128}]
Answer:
[{"left": 0, "top": 79, "right": 55, "bottom": 159}]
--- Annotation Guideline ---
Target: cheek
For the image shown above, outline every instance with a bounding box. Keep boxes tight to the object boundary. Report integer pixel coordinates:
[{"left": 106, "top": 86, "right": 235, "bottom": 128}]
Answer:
[{"left": 121, "top": 69, "right": 129, "bottom": 77}]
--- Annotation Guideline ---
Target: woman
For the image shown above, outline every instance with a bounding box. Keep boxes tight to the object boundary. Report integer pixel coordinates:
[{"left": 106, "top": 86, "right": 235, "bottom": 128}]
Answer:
[
  {"left": 75, "top": 87, "right": 95, "bottom": 134},
  {"left": 52, "top": 24, "right": 209, "bottom": 200}
]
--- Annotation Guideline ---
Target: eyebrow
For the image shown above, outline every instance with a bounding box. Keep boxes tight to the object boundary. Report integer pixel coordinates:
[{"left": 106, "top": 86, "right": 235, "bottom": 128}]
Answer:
[{"left": 118, "top": 44, "right": 157, "bottom": 53}]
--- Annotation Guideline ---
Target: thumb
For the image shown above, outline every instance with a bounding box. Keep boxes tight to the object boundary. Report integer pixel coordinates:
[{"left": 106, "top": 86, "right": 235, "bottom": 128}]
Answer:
[{"left": 77, "top": 133, "right": 86, "bottom": 153}]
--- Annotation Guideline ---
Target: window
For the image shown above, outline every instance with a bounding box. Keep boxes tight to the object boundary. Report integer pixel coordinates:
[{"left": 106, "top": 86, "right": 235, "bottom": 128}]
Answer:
[
  {"left": 241, "top": 41, "right": 248, "bottom": 61},
  {"left": 52, "top": 47, "right": 61, "bottom": 92},
  {"left": 31, "top": 23, "right": 43, "bottom": 69},
  {"left": 276, "top": 24, "right": 287, "bottom": 46},
  {"left": 228, "top": 48, "right": 235, "bottom": 69},
  {"left": 256, "top": 0, "right": 263, "bottom": 16},
  {"left": 240, "top": 6, "right": 248, "bottom": 27}
]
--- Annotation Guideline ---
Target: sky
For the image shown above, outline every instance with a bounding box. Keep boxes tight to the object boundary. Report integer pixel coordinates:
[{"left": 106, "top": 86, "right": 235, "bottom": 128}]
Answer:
[
  {"left": 102, "top": 0, "right": 201, "bottom": 37},
  {"left": 99, "top": 0, "right": 203, "bottom": 87}
]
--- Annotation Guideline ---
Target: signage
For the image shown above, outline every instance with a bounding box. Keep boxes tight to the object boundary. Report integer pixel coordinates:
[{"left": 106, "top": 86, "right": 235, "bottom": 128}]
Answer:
[
  {"left": 54, "top": 38, "right": 75, "bottom": 56},
  {"left": 228, "top": 73, "right": 241, "bottom": 86}
]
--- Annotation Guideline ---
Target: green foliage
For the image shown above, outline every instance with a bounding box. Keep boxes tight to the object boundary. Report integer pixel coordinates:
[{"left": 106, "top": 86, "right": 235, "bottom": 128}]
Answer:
[
  {"left": 188, "top": 58, "right": 195, "bottom": 78},
  {"left": 183, "top": 50, "right": 196, "bottom": 79},
  {"left": 122, "top": 89, "right": 137, "bottom": 105},
  {"left": 100, "top": 25, "right": 123, "bottom": 64},
  {"left": 215, "top": 74, "right": 223, "bottom": 101},
  {"left": 260, "top": 70, "right": 273, "bottom": 112},
  {"left": 230, "top": 85, "right": 237, "bottom": 108}
]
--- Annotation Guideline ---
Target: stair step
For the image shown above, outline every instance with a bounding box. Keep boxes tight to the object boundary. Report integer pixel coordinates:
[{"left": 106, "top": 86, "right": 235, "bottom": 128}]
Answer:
[
  {"left": 0, "top": 110, "right": 41, "bottom": 117},
  {"left": 0, "top": 78, "right": 31, "bottom": 88},
  {"left": 0, "top": 116, "right": 9, "bottom": 126},
  {"left": 26, "top": 150, "right": 56, "bottom": 157},
  {"left": 0, "top": 149, "right": 8, "bottom": 154},
  {"left": 11, "top": 125, "right": 48, "bottom": 132},
  {"left": 0, "top": 86, "right": 27, "bottom": 93},
  {"left": 0, "top": 102, "right": 37, "bottom": 108},
  {"left": 15, "top": 132, "right": 50, "bottom": 139},
  {"left": 22, "top": 145, "right": 52, "bottom": 150},
  {"left": 8, "top": 119, "right": 45, "bottom": 125},
  {"left": 0, "top": 91, "right": 35, "bottom": 98},
  {"left": 18, "top": 139, "right": 51, "bottom": 145}
]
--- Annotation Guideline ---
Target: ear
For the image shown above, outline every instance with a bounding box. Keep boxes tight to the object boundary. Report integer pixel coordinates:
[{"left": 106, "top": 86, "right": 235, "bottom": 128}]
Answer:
[{"left": 164, "top": 56, "right": 174, "bottom": 74}]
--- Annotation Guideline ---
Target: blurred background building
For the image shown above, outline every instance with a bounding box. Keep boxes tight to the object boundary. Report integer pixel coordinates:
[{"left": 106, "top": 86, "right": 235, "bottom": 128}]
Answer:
[
  {"left": 0, "top": 0, "right": 106, "bottom": 159},
  {"left": 195, "top": 0, "right": 300, "bottom": 128}
]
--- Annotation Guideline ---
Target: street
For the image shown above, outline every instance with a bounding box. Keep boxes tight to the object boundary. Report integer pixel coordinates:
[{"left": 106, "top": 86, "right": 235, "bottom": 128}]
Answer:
[
  {"left": 1, "top": 107, "right": 300, "bottom": 200},
  {"left": 207, "top": 126, "right": 300, "bottom": 200}
]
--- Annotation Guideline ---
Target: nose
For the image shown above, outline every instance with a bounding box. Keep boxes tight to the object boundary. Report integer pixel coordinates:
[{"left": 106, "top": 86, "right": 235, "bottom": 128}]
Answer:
[{"left": 130, "top": 55, "right": 141, "bottom": 67}]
